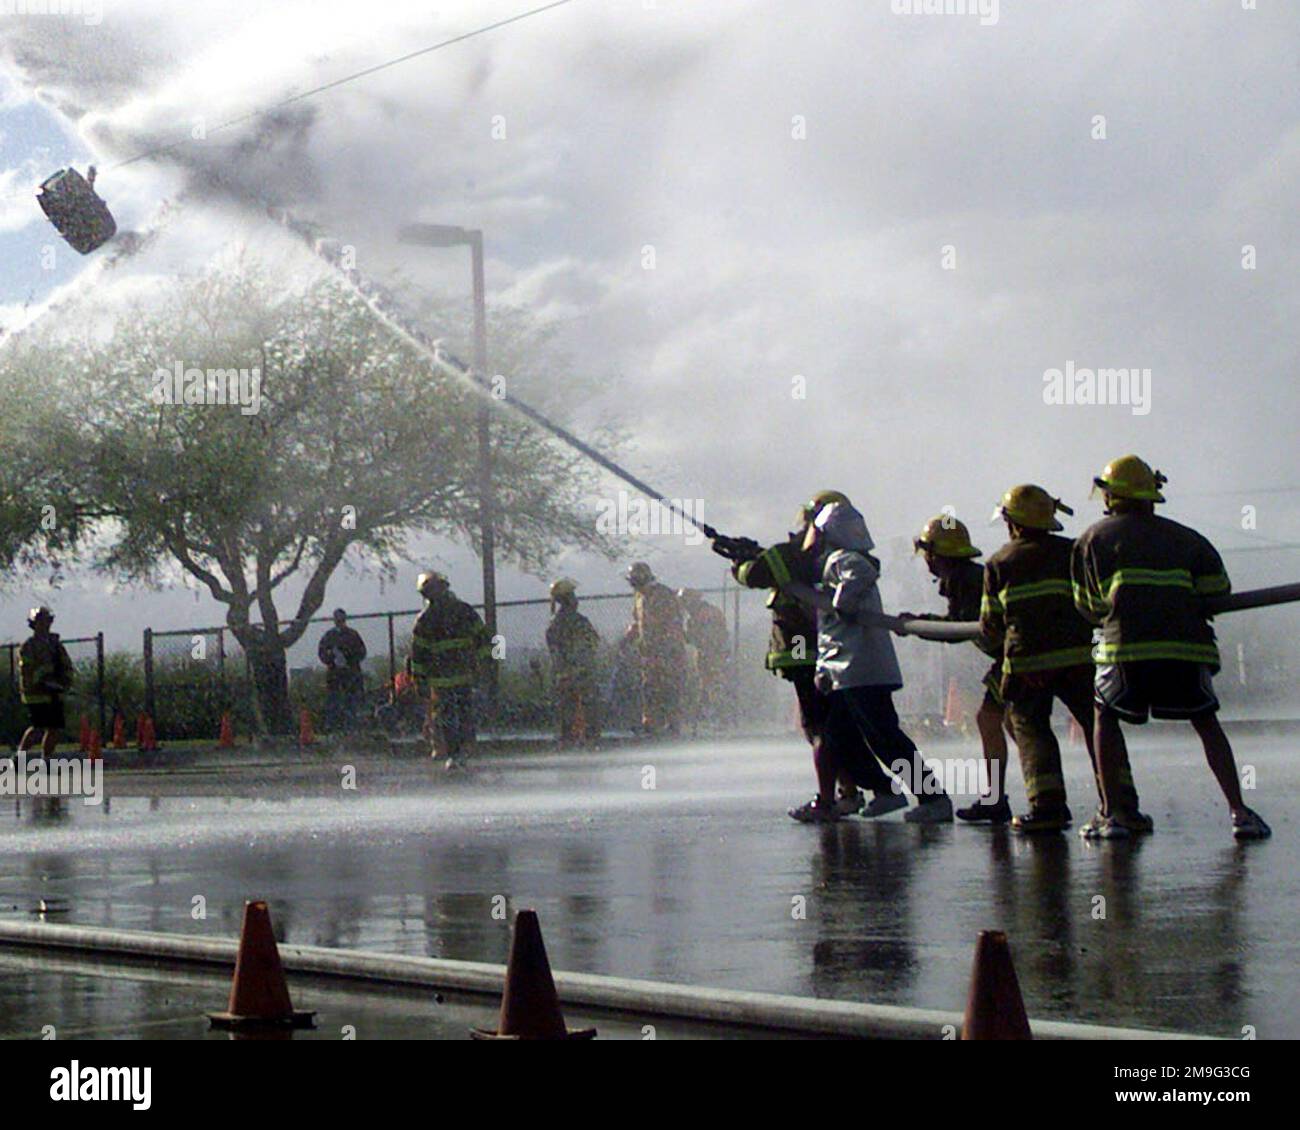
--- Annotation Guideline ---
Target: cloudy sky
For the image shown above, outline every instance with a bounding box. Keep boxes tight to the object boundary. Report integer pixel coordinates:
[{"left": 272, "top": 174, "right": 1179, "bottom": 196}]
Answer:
[{"left": 1, "top": 0, "right": 1297, "bottom": 649}]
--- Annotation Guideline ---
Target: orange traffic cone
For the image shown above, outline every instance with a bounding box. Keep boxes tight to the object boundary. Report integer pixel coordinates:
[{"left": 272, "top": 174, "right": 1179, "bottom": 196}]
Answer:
[
  {"left": 961, "top": 930, "right": 1032, "bottom": 1040},
  {"left": 206, "top": 900, "right": 315, "bottom": 1030},
  {"left": 471, "top": 910, "right": 596, "bottom": 1040},
  {"left": 87, "top": 728, "right": 102, "bottom": 762},
  {"left": 298, "top": 707, "right": 315, "bottom": 748},
  {"left": 111, "top": 712, "right": 127, "bottom": 749},
  {"left": 136, "top": 713, "right": 158, "bottom": 752},
  {"left": 218, "top": 713, "right": 235, "bottom": 749},
  {"left": 78, "top": 715, "right": 91, "bottom": 753}
]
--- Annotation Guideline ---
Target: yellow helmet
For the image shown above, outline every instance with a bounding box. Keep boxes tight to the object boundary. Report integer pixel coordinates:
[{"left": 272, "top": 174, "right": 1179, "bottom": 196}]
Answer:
[
  {"left": 549, "top": 577, "right": 577, "bottom": 600},
  {"left": 1092, "top": 454, "right": 1167, "bottom": 502},
  {"left": 993, "top": 485, "right": 1073, "bottom": 532},
  {"left": 797, "top": 489, "right": 852, "bottom": 527},
  {"left": 913, "top": 515, "right": 981, "bottom": 558}
]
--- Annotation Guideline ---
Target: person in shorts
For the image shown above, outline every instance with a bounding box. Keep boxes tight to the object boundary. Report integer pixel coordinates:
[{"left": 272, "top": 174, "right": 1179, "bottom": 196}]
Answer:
[{"left": 1072, "top": 455, "right": 1271, "bottom": 840}]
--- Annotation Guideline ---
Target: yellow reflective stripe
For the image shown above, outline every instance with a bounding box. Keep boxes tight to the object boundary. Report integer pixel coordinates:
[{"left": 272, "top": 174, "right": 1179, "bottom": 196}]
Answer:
[
  {"left": 1194, "top": 573, "right": 1230, "bottom": 595},
  {"left": 767, "top": 650, "right": 813, "bottom": 670},
  {"left": 1102, "top": 568, "right": 1193, "bottom": 599},
  {"left": 980, "top": 593, "right": 1003, "bottom": 616},
  {"left": 1003, "top": 646, "right": 1094, "bottom": 673},
  {"left": 760, "top": 547, "right": 792, "bottom": 587},
  {"left": 1000, "top": 579, "right": 1074, "bottom": 604},
  {"left": 1093, "top": 640, "right": 1220, "bottom": 664},
  {"left": 422, "top": 637, "right": 478, "bottom": 654},
  {"left": 1072, "top": 581, "right": 1107, "bottom": 612}
]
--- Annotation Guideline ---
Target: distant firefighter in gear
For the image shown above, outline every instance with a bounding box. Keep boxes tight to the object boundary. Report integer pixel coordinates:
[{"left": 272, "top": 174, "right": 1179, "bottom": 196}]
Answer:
[
  {"left": 899, "top": 515, "right": 1014, "bottom": 823},
  {"left": 318, "top": 608, "right": 367, "bottom": 732},
  {"left": 1073, "top": 456, "right": 1270, "bottom": 840},
  {"left": 18, "top": 606, "right": 74, "bottom": 759},
  {"left": 677, "top": 588, "right": 730, "bottom": 727},
  {"left": 791, "top": 502, "right": 953, "bottom": 824},
  {"left": 546, "top": 578, "right": 602, "bottom": 746},
  {"left": 624, "top": 562, "right": 687, "bottom": 737},
  {"left": 410, "top": 571, "right": 494, "bottom": 769},
  {"left": 728, "top": 490, "right": 897, "bottom": 820},
  {"left": 982, "top": 484, "right": 1137, "bottom": 834}
]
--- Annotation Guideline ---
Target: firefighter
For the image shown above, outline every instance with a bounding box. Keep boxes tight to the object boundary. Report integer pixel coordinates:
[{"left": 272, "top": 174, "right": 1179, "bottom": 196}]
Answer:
[
  {"left": 17, "top": 606, "right": 74, "bottom": 760},
  {"left": 546, "top": 578, "right": 602, "bottom": 746},
  {"left": 677, "top": 588, "right": 730, "bottom": 727},
  {"left": 732, "top": 490, "right": 901, "bottom": 820},
  {"left": 1073, "top": 456, "right": 1271, "bottom": 840},
  {"left": 318, "top": 608, "right": 367, "bottom": 732},
  {"left": 793, "top": 501, "right": 953, "bottom": 824},
  {"left": 409, "top": 571, "right": 494, "bottom": 769},
  {"left": 981, "top": 484, "right": 1138, "bottom": 833},
  {"left": 624, "top": 562, "right": 687, "bottom": 737},
  {"left": 898, "top": 515, "right": 1014, "bottom": 823}
]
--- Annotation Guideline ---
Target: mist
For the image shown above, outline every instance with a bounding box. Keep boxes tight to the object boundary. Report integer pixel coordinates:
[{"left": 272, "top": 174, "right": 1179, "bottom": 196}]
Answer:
[{"left": 1, "top": 0, "right": 1297, "bottom": 645}]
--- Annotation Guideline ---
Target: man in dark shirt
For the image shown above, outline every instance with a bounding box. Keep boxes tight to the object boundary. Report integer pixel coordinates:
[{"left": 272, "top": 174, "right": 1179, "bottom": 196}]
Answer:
[{"left": 318, "top": 608, "right": 367, "bottom": 732}]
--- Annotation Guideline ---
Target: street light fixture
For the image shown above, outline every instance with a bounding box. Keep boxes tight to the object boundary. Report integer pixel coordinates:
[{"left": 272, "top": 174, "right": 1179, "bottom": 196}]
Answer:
[{"left": 398, "top": 223, "right": 498, "bottom": 662}]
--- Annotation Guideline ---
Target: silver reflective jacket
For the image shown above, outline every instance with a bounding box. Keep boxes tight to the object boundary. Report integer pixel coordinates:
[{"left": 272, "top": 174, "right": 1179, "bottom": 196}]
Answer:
[{"left": 814, "top": 504, "right": 903, "bottom": 691}]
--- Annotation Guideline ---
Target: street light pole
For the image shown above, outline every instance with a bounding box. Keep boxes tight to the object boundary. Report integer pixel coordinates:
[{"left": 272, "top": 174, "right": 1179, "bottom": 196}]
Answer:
[
  {"left": 397, "top": 223, "right": 497, "bottom": 664},
  {"left": 469, "top": 230, "right": 498, "bottom": 654}
]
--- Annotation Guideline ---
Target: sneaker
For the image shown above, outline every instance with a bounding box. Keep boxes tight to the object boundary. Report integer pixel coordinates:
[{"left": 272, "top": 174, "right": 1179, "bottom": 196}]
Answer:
[
  {"left": 1232, "top": 808, "right": 1272, "bottom": 840},
  {"left": 1011, "top": 805, "right": 1073, "bottom": 834},
  {"left": 833, "top": 789, "right": 865, "bottom": 818},
  {"left": 956, "top": 798, "right": 1012, "bottom": 824},
  {"left": 1079, "top": 809, "right": 1153, "bottom": 840},
  {"left": 861, "top": 791, "right": 909, "bottom": 819},
  {"left": 788, "top": 796, "right": 839, "bottom": 824},
  {"left": 904, "top": 795, "right": 954, "bottom": 824}
]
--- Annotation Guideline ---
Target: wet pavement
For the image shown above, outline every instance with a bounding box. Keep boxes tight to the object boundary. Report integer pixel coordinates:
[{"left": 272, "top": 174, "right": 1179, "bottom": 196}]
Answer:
[{"left": 0, "top": 728, "right": 1294, "bottom": 1039}]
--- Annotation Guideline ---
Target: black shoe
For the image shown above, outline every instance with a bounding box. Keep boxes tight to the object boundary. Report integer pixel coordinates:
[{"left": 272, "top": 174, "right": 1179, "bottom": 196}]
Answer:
[
  {"left": 956, "top": 798, "right": 1012, "bottom": 824},
  {"left": 1011, "top": 804, "right": 1073, "bottom": 834}
]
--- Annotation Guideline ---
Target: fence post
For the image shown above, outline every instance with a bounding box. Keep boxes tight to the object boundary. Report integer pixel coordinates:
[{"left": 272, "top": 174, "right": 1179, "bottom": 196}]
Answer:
[
  {"left": 95, "top": 632, "right": 106, "bottom": 736},
  {"left": 387, "top": 613, "right": 397, "bottom": 689},
  {"left": 216, "top": 627, "right": 225, "bottom": 676},
  {"left": 142, "top": 628, "right": 155, "bottom": 723}
]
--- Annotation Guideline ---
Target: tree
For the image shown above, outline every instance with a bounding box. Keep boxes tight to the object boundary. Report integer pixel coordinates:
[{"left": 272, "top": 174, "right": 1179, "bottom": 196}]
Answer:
[{"left": 0, "top": 255, "right": 621, "bottom": 732}]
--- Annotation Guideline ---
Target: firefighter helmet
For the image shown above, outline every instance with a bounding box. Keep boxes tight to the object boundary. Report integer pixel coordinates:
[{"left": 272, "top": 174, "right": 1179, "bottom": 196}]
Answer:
[
  {"left": 1092, "top": 454, "right": 1167, "bottom": 502},
  {"left": 417, "top": 570, "right": 449, "bottom": 596},
  {"left": 992, "top": 485, "right": 1073, "bottom": 532},
  {"left": 913, "top": 515, "right": 981, "bottom": 558},
  {"left": 28, "top": 605, "right": 54, "bottom": 627},
  {"left": 626, "top": 561, "right": 655, "bottom": 588},
  {"left": 797, "top": 489, "right": 852, "bottom": 528}
]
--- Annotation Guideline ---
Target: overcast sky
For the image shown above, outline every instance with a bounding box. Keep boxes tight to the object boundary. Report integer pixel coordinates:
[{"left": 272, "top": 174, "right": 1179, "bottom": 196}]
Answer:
[{"left": 1, "top": 0, "right": 1297, "bottom": 650}]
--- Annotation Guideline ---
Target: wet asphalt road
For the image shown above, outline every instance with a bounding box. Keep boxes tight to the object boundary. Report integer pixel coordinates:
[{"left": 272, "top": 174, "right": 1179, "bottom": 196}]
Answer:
[{"left": 0, "top": 727, "right": 1294, "bottom": 1039}]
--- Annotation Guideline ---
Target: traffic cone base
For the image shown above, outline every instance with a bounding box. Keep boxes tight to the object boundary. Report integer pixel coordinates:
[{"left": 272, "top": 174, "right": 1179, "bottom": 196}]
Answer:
[
  {"left": 471, "top": 909, "right": 596, "bottom": 1040},
  {"left": 206, "top": 900, "right": 315, "bottom": 1031},
  {"left": 961, "top": 929, "right": 1032, "bottom": 1040}
]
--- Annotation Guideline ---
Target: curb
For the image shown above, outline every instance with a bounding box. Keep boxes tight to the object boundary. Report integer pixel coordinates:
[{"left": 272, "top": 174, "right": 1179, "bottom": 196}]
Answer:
[{"left": 0, "top": 920, "right": 1214, "bottom": 1040}]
